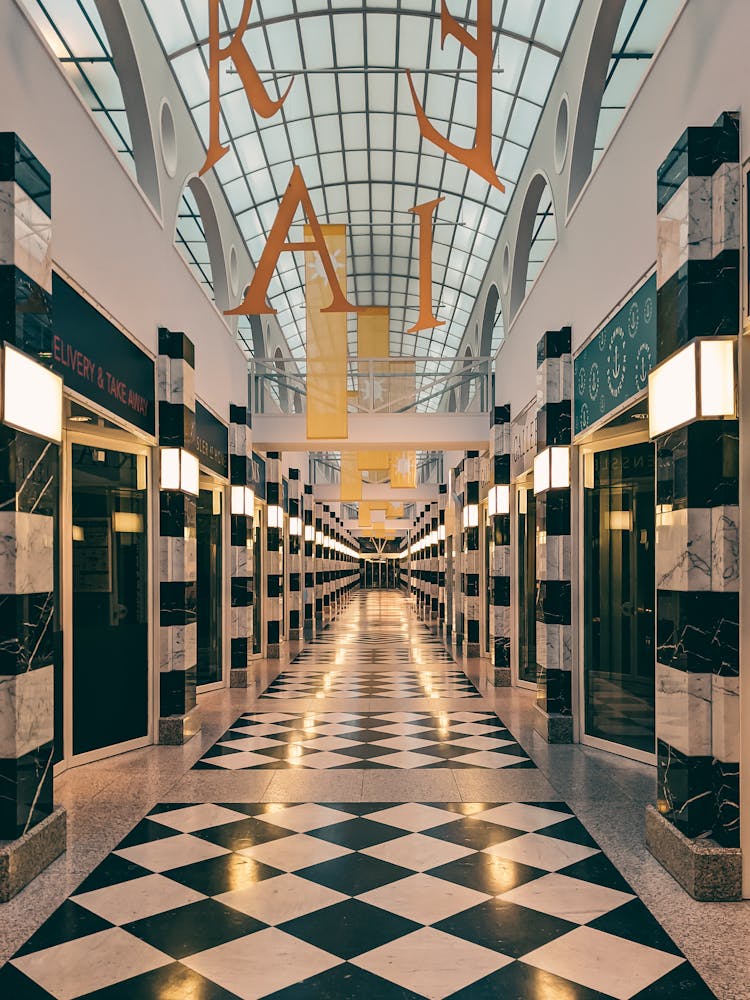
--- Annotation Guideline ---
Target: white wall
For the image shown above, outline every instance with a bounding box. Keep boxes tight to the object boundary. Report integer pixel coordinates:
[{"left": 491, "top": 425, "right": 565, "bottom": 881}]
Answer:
[
  {"left": 1, "top": 1, "right": 248, "bottom": 419},
  {"left": 494, "top": 0, "right": 749, "bottom": 416}
]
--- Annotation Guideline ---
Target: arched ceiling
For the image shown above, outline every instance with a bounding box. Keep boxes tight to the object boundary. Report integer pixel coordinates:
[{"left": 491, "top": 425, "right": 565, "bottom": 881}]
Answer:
[{"left": 141, "top": 0, "right": 581, "bottom": 362}]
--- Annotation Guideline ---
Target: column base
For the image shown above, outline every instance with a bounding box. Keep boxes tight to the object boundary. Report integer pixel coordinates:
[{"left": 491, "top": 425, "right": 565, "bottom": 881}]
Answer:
[
  {"left": 491, "top": 666, "right": 511, "bottom": 687},
  {"left": 534, "top": 706, "right": 573, "bottom": 744},
  {"left": 303, "top": 623, "right": 314, "bottom": 641},
  {"left": 159, "top": 704, "right": 202, "bottom": 745},
  {"left": 230, "top": 668, "right": 251, "bottom": 688},
  {"left": 289, "top": 628, "right": 302, "bottom": 642},
  {"left": 645, "top": 805, "right": 742, "bottom": 901},
  {"left": 267, "top": 644, "right": 282, "bottom": 659},
  {"left": 466, "top": 642, "right": 481, "bottom": 657},
  {"left": 0, "top": 806, "right": 67, "bottom": 902}
]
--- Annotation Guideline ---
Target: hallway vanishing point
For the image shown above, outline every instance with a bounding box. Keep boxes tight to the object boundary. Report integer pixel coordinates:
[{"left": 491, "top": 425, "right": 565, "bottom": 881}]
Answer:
[{"left": 0, "top": 593, "right": 723, "bottom": 998}]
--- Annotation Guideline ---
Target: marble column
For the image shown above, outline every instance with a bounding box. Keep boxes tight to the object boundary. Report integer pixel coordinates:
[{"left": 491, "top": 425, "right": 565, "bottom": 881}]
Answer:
[
  {"left": 462, "top": 453, "right": 481, "bottom": 658},
  {"left": 0, "top": 133, "right": 65, "bottom": 901},
  {"left": 490, "top": 405, "right": 512, "bottom": 686},
  {"left": 265, "top": 453, "right": 283, "bottom": 658},
  {"left": 287, "top": 469, "right": 303, "bottom": 642},
  {"left": 158, "top": 328, "right": 200, "bottom": 745},
  {"left": 454, "top": 463, "right": 465, "bottom": 648},
  {"left": 534, "top": 327, "right": 573, "bottom": 744},
  {"left": 229, "top": 405, "right": 253, "bottom": 688},
  {"left": 438, "top": 485, "right": 447, "bottom": 638},
  {"left": 303, "top": 485, "right": 315, "bottom": 640},
  {"left": 646, "top": 111, "right": 742, "bottom": 900},
  {"left": 314, "top": 505, "right": 324, "bottom": 632}
]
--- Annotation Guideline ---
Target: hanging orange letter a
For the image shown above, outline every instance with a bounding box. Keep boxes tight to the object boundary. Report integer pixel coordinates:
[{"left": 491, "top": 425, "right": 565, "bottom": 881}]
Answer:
[
  {"left": 200, "top": 0, "right": 294, "bottom": 176},
  {"left": 406, "top": 0, "right": 504, "bottom": 192},
  {"left": 226, "top": 166, "right": 360, "bottom": 316}
]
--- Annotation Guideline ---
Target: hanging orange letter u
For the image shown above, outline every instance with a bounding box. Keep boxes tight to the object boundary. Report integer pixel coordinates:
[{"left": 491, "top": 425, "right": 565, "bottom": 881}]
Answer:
[
  {"left": 200, "top": 0, "right": 294, "bottom": 176},
  {"left": 226, "top": 166, "right": 360, "bottom": 316},
  {"left": 407, "top": 196, "right": 445, "bottom": 334},
  {"left": 406, "top": 0, "right": 504, "bottom": 192}
]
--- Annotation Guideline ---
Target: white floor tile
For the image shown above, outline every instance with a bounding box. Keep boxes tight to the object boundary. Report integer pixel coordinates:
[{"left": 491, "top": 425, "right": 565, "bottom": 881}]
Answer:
[
  {"left": 72, "top": 873, "right": 204, "bottom": 925},
  {"left": 239, "top": 833, "right": 352, "bottom": 871},
  {"left": 204, "top": 751, "right": 278, "bottom": 770},
  {"left": 484, "top": 833, "right": 599, "bottom": 872},
  {"left": 115, "top": 834, "right": 229, "bottom": 873},
  {"left": 358, "top": 873, "right": 491, "bottom": 925},
  {"left": 455, "top": 750, "right": 530, "bottom": 769},
  {"left": 217, "top": 874, "right": 347, "bottom": 925},
  {"left": 473, "top": 803, "right": 572, "bottom": 832},
  {"left": 365, "top": 804, "right": 462, "bottom": 832},
  {"left": 362, "top": 833, "right": 474, "bottom": 871},
  {"left": 253, "top": 804, "right": 356, "bottom": 833},
  {"left": 500, "top": 873, "right": 635, "bottom": 923},
  {"left": 146, "top": 804, "right": 249, "bottom": 833}
]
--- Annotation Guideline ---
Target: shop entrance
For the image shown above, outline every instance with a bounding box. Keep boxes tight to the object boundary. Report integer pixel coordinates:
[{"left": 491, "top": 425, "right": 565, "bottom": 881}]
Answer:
[
  {"left": 68, "top": 439, "right": 150, "bottom": 760},
  {"left": 364, "top": 560, "right": 396, "bottom": 588},
  {"left": 516, "top": 479, "right": 537, "bottom": 687},
  {"left": 197, "top": 479, "right": 224, "bottom": 690},
  {"left": 582, "top": 438, "right": 656, "bottom": 759},
  {"left": 253, "top": 504, "right": 264, "bottom": 656}
]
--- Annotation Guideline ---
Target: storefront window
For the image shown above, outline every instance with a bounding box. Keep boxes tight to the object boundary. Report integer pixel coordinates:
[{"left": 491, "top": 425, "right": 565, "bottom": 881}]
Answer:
[
  {"left": 71, "top": 445, "right": 148, "bottom": 756},
  {"left": 196, "top": 485, "right": 222, "bottom": 687},
  {"left": 584, "top": 442, "right": 656, "bottom": 754},
  {"left": 517, "top": 484, "right": 537, "bottom": 685}
]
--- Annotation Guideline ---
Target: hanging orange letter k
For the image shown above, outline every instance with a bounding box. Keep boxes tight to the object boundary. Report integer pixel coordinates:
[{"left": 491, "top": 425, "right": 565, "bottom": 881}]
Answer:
[
  {"left": 200, "top": 0, "right": 294, "bottom": 177},
  {"left": 406, "top": 0, "right": 504, "bottom": 192}
]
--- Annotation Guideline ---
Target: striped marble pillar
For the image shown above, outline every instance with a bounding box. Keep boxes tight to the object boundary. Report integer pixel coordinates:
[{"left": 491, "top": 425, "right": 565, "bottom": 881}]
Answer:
[
  {"left": 438, "top": 484, "right": 447, "bottom": 638},
  {"left": 490, "top": 405, "right": 512, "bottom": 687},
  {"left": 287, "top": 469, "right": 303, "bottom": 642},
  {"left": 429, "top": 501, "right": 439, "bottom": 623},
  {"left": 229, "top": 405, "right": 253, "bottom": 688},
  {"left": 534, "top": 328, "right": 573, "bottom": 744},
  {"left": 645, "top": 112, "right": 742, "bottom": 899},
  {"left": 303, "top": 485, "right": 315, "bottom": 640},
  {"left": 314, "top": 505, "right": 324, "bottom": 632},
  {"left": 454, "top": 462, "right": 465, "bottom": 647},
  {"left": 0, "top": 134, "right": 66, "bottom": 900},
  {"left": 462, "top": 453, "right": 481, "bottom": 657},
  {"left": 265, "top": 453, "right": 283, "bottom": 658},
  {"left": 158, "top": 328, "right": 200, "bottom": 745},
  {"left": 322, "top": 506, "right": 331, "bottom": 624}
]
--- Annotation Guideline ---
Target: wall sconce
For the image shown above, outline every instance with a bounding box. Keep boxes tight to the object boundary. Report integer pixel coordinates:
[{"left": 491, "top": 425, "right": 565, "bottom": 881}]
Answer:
[
  {"left": 2, "top": 344, "right": 63, "bottom": 443},
  {"left": 305, "top": 525, "right": 315, "bottom": 543},
  {"left": 518, "top": 488, "right": 528, "bottom": 515},
  {"left": 289, "top": 516, "right": 303, "bottom": 537},
  {"left": 648, "top": 337, "right": 737, "bottom": 439},
  {"left": 533, "top": 447, "right": 570, "bottom": 495},
  {"left": 231, "top": 485, "right": 255, "bottom": 517},
  {"left": 112, "top": 512, "right": 145, "bottom": 534},
  {"left": 606, "top": 510, "right": 633, "bottom": 531},
  {"left": 267, "top": 504, "right": 283, "bottom": 529},
  {"left": 438, "top": 525, "right": 446, "bottom": 542},
  {"left": 462, "top": 504, "right": 479, "bottom": 528},
  {"left": 160, "top": 448, "right": 199, "bottom": 496},
  {"left": 488, "top": 485, "right": 510, "bottom": 516},
  {"left": 315, "top": 530, "right": 324, "bottom": 546}
]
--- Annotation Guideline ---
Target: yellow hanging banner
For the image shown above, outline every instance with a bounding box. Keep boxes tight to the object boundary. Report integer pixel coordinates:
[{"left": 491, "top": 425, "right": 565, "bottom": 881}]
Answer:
[
  {"left": 357, "top": 307, "right": 391, "bottom": 470},
  {"left": 387, "top": 502, "right": 404, "bottom": 518},
  {"left": 340, "top": 451, "right": 362, "bottom": 502},
  {"left": 306, "top": 224, "right": 348, "bottom": 439},
  {"left": 390, "top": 451, "right": 417, "bottom": 489}
]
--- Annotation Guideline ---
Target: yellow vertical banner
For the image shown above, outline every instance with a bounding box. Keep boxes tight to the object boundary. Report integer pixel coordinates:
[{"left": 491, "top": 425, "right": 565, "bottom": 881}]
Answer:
[
  {"left": 387, "top": 502, "right": 404, "bottom": 518},
  {"left": 390, "top": 451, "right": 417, "bottom": 489},
  {"left": 306, "top": 224, "right": 348, "bottom": 439},
  {"left": 357, "top": 307, "right": 391, "bottom": 470},
  {"left": 359, "top": 501, "right": 372, "bottom": 530},
  {"left": 340, "top": 451, "right": 362, "bottom": 502}
]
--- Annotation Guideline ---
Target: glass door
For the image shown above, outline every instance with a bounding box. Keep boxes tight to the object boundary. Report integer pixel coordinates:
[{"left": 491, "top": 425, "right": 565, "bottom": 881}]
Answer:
[
  {"left": 582, "top": 439, "right": 656, "bottom": 760},
  {"left": 516, "top": 481, "right": 537, "bottom": 687},
  {"left": 482, "top": 500, "right": 490, "bottom": 655},
  {"left": 196, "top": 481, "right": 223, "bottom": 689},
  {"left": 253, "top": 505, "right": 264, "bottom": 655},
  {"left": 69, "top": 443, "right": 149, "bottom": 758}
]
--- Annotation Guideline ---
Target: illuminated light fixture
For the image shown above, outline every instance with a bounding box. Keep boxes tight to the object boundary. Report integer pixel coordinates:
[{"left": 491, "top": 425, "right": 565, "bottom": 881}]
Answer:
[
  {"left": 160, "top": 448, "right": 199, "bottom": 496},
  {"left": 305, "top": 525, "right": 315, "bottom": 543},
  {"left": 113, "top": 512, "right": 145, "bottom": 533},
  {"left": 438, "top": 525, "right": 446, "bottom": 542},
  {"left": 606, "top": 510, "right": 633, "bottom": 532},
  {"left": 488, "top": 485, "right": 510, "bottom": 516},
  {"left": 72, "top": 525, "right": 85, "bottom": 542},
  {"left": 2, "top": 344, "right": 63, "bottom": 443},
  {"left": 231, "top": 485, "right": 255, "bottom": 517},
  {"left": 648, "top": 337, "right": 736, "bottom": 439},
  {"left": 462, "top": 504, "right": 479, "bottom": 529},
  {"left": 518, "top": 488, "right": 528, "bottom": 515},
  {"left": 289, "top": 516, "right": 303, "bottom": 537},
  {"left": 533, "top": 447, "right": 570, "bottom": 495},
  {"left": 268, "top": 504, "right": 283, "bottom": 529},
  {"left": 315, "top": 530, "right": 324, "bottom": 546}
]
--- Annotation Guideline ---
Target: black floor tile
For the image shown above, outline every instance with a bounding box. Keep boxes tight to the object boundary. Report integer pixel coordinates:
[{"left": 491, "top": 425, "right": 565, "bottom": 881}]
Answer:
[{"left": 280, "top": 898, "right": 419, "bottom": 960}]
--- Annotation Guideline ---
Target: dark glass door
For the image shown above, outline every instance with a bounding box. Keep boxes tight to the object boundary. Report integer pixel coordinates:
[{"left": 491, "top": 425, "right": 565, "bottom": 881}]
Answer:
[
  {"left": 71, "top": 445, "right": 149, "bottom": 756},
  {"left": 517, "top": 485, "right": 537, "bottom": 684},
  {"left": 197, "top": 487, "right": 222, "bottom": 687},
  {"left": 584, "top": 441, "right": 656, "bottom": 754},
  {"left": 253, "top": 513, "right": 263, "bottom": 655}
]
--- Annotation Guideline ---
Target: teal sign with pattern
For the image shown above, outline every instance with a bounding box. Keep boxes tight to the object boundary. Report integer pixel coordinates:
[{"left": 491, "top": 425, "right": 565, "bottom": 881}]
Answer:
[{"left": 574, "top": 274, "right": 657, "bottom": 436}]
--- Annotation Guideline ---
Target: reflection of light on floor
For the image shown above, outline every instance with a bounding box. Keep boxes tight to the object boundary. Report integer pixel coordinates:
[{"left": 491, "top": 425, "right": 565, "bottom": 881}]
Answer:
[
  {"left": 303, "top": 715, "right": 316, "bottom": 731},
  {"left": 287, "top": 744, "right": 304, "bottom": 764},
  {"left": 438, "top": 712, "right": 450, "bottom": 736}
]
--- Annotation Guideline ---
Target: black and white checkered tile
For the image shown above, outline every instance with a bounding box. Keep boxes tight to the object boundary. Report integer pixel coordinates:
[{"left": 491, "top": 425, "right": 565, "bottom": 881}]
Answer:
[
  {"left": 1, "top": 802, "right": 712, "bottom": 999},
  {"left": 261, "top": 670, "right": 479, "bottom": 700},
  {"left": 193, "top": 711, "right": 534, "bottom": 770}
]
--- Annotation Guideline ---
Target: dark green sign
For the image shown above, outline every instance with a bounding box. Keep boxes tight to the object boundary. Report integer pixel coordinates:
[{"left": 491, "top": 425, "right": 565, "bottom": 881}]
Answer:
[{"left": 574, "top": 274, "right": 657, "bottom": 436}]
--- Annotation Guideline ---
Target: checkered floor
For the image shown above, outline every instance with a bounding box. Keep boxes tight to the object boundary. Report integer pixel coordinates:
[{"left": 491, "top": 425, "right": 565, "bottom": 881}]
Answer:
[
  {"left": 193, "top": 711, "right": 535, "bottom": 771},
  {"left": 261, "top": 670, "right": 479, "bottom": 700},
  {"left": 1, "top": 802, "right": 712, "bottom": 999}
]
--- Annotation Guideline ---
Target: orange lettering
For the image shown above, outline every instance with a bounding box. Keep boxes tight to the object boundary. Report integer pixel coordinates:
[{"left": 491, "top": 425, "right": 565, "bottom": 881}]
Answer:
[
  {"left": 200, "top": 0, "right": 294, "bottom": 177},
  {"left": 226, "top": 166, "right": 360, "bottom": 316},
  {"left": 406, "top": 0, "right": 504, "bottom": 192},
  {"left": 407, "top": 197, "right": 445, "bottom": 334}
]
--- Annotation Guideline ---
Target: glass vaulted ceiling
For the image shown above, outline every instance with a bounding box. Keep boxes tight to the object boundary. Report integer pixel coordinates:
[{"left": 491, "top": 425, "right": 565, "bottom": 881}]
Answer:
[{"left": 142, "top": 0, "right": 581, "bottom": 362}]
